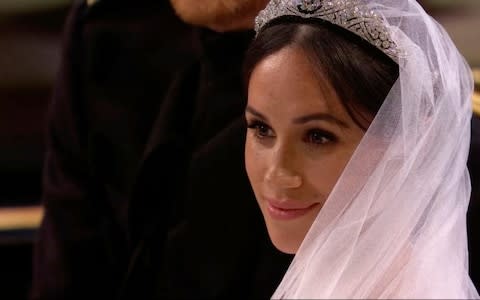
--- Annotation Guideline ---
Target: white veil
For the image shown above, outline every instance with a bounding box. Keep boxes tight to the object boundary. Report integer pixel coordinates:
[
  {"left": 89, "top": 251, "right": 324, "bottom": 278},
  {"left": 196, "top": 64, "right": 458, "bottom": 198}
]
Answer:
[{"left": 269, "top": 0, "right": 479, "bottom": 298}]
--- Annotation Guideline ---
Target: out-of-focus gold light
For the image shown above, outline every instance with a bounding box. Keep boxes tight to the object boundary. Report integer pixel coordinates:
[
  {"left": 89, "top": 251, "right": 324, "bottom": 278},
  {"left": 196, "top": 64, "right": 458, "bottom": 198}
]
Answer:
[
  {"left": 473, "top": 68, "right": 480, "bottom": 116},
  {"left": 0, "top": 206, "right": 44, "bottom": 231}
]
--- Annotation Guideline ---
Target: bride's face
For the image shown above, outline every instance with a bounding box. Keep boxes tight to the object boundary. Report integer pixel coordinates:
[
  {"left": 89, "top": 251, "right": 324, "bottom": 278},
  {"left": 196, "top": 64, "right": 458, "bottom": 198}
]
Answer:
[{"left": 245, "top": 46, "right": 366, "bottom": 254}]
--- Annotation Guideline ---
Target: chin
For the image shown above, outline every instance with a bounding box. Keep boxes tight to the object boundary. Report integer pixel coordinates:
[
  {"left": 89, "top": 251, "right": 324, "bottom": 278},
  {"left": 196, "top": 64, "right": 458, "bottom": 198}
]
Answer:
[
  {"left": 271, "top": 238, "right": 298, "bottom": 254},
  {"left": 258, "top": 200, "right": 320, "bottom": 255},
  {"left": 263, "top": 218, "right": 309, "bottom": 255}
]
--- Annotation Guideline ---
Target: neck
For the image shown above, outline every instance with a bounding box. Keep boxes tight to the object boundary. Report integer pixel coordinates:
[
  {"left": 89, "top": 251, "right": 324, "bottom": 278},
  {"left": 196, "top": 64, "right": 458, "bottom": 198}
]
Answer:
[{"left": 207, "top": 15, "right": 256, "bottom": 32}]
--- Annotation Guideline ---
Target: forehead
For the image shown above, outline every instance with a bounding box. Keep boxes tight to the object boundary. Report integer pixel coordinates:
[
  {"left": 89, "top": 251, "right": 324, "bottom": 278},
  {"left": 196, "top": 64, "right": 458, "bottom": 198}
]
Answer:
[{"left": 248, "top": 46, "right": 344, "bottom": 116}]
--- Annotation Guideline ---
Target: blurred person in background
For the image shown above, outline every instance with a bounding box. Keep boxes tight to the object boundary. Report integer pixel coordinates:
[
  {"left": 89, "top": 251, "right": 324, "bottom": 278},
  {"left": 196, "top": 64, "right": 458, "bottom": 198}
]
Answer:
[
  {"left": 30, "top": 0, "right": 480, "bottom": 299},
  {"left": 31, "top": 0, "right": 292, "bottom": 299}
]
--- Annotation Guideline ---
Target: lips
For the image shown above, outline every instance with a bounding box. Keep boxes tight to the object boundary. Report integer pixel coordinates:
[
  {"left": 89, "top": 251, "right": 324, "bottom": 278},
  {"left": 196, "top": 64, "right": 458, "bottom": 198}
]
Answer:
[{"left": 265, "top": 198, "right": 320, "bottom": 220}]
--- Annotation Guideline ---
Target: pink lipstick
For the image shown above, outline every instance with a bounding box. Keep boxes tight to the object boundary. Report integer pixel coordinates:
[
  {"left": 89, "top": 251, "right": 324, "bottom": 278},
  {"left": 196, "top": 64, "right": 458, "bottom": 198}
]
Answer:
[{"left": 266, "top": 199, "right": 319, "bottom": 220}]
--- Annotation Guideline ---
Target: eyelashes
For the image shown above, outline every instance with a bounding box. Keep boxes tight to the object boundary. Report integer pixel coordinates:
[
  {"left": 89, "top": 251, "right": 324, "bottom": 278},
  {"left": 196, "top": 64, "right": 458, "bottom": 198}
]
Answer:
[
  {"left": 304, "top": 129, "right": 337, "bottom": 145},
  {"left": 247, "top": 120, "right": 275, "bottom": 139},
  {"left": 246, "top": 119, "right": 337, "bottom": 146}
]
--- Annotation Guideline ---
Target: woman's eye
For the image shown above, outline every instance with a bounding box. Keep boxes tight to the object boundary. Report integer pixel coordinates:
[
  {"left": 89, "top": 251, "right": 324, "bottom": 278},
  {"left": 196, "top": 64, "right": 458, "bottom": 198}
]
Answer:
[
  {"left": 247, "top": 121, "right": 274, "bottom": 138},
  {"left": 304, "top": 129, "right": 336, "bottom": 145}
]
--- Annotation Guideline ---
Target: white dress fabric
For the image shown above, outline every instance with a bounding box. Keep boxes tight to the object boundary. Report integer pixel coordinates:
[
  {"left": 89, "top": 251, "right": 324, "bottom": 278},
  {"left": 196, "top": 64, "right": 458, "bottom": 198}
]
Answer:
[{"left": 265, "top": 0, "right": 479, "bottom": 298}]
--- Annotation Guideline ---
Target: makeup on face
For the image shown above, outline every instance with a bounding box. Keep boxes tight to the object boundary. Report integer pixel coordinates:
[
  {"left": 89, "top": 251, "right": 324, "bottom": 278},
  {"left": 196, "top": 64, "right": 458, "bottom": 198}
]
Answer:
[{"left": 245, "top": 46, "right": 366, "bottom": 254}]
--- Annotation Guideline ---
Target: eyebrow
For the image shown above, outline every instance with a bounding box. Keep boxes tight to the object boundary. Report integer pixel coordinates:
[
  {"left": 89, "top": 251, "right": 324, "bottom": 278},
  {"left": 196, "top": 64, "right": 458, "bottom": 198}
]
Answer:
[{"left": 245, "top": 106, "right": 349, "bottom": 128}]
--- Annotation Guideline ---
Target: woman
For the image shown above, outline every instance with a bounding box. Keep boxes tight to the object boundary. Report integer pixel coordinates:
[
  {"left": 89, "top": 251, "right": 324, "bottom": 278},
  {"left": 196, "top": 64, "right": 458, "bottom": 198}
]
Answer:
[{"left": 243, "top": 0, "right": 479, "bottom": 298}]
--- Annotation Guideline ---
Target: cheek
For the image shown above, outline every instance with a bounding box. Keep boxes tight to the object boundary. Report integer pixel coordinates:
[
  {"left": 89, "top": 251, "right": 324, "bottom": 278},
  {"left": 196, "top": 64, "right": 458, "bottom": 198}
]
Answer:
[
  {"left": 305, "top": 148, "right": 357, "bottom": 198},
  {"left": 245, "top": 136, "right": 265, "bottom": 186}
]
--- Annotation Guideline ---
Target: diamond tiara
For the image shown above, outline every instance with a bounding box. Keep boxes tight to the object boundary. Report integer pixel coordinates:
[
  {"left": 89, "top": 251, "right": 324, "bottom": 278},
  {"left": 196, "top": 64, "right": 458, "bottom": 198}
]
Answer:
[{"left": 254, "top": 0, "right": 400, "bottom": 62}]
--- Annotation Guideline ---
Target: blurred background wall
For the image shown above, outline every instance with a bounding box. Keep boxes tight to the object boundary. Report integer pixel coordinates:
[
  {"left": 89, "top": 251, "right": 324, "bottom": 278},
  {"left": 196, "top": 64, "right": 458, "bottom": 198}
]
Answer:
[
  {"left": 0, "top": 0, "right": 478, "bottom": 299},
  {"left": 0, "top": 0, "right": 69, "bottom": 207},
  {"left": 0, "top": 1, "right": 69, "bottom": 298}
]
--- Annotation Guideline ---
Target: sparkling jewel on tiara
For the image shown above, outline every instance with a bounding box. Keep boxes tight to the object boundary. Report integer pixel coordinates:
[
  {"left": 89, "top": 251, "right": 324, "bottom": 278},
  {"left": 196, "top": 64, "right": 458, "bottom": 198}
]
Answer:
[{"left": 254, "top": 0, "right": 401, "bottom": 62}]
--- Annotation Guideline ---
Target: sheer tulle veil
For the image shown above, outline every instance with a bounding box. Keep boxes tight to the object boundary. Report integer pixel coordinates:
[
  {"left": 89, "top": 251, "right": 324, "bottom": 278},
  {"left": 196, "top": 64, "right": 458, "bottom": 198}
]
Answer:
[{"left": 253, "top": 0, "right": 479, "bottom": 298}]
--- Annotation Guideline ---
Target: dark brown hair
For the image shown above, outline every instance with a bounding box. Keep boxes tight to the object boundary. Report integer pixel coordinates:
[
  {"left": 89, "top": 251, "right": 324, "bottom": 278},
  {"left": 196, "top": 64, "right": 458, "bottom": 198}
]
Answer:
[{"left": 243, "top": 16, "right": 399, "bottom": 129}]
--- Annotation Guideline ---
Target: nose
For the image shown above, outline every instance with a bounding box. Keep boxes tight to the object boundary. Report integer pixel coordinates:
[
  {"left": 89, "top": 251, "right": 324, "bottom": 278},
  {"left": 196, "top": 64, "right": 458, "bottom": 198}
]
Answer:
[{"left": 265, "top": 145, "right": 302, "bottom": 189}]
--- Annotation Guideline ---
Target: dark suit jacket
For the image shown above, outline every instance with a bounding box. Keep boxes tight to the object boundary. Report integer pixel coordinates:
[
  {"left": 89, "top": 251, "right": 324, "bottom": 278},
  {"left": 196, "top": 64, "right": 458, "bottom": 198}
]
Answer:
[{"left": 31, "top": 1, "right": 291, "bottom": 299}]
